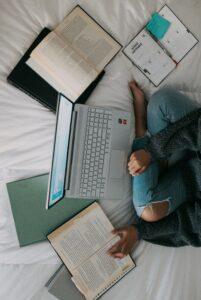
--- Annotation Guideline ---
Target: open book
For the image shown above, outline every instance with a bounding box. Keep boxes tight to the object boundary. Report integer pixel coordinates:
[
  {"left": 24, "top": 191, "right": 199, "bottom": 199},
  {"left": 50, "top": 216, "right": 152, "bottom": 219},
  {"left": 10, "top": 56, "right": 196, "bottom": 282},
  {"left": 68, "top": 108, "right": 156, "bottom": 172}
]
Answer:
[
  {"left": 47, "top": 202, "right": 135, "bottom": 300},
  {"left": 26, "top": 6, "right": 121, "bottom": 102},
  {"left": 123, "top": 5, "right": 199, "bottom": 86}
]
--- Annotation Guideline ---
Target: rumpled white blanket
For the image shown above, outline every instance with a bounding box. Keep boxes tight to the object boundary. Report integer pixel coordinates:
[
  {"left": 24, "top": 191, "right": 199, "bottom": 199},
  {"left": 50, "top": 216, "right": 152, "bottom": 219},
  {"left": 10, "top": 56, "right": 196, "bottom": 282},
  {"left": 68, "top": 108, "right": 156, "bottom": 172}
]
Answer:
[{"left": 1, "top": 0, "right": 201, "bottom": 299}]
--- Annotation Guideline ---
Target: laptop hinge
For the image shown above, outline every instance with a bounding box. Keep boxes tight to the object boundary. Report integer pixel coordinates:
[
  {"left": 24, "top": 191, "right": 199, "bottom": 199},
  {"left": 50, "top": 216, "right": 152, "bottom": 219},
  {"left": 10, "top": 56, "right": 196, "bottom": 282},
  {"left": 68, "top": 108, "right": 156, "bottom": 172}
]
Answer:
[{"left": 65, "top": 111, "right": 77, "bottom": 190}]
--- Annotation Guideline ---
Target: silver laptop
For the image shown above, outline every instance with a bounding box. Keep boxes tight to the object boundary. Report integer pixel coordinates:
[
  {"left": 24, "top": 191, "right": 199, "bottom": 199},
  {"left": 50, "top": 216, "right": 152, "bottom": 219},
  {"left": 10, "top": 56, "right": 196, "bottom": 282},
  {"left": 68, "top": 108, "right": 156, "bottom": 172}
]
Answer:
[{"left": 46, "top": 94, "right": 131, "bottom": 209}]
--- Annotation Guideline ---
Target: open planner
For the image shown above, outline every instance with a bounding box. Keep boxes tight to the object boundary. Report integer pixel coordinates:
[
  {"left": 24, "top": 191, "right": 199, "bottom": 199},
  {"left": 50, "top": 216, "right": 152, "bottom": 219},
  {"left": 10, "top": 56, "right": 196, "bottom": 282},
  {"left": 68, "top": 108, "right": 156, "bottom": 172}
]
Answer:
[
  {"left": 123, "top": 5, "right": 199, "bottom": 86},
  {"left": 47, "top": 202, "right": 135, "bottom": 300},
  {"left": 26, "top": 6, "right": 121, "bottom": 102}
]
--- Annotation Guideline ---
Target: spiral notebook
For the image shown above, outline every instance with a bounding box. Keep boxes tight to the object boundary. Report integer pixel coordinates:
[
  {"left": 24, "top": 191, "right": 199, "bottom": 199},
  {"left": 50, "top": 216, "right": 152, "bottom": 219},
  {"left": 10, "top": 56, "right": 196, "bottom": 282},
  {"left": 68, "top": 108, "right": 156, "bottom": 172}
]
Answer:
[
  {"left": 47, "top": 202, "right": 135, "bottom": 300},
  {"left": 123, "top": 5, "right": 199, "bottom": 86}
]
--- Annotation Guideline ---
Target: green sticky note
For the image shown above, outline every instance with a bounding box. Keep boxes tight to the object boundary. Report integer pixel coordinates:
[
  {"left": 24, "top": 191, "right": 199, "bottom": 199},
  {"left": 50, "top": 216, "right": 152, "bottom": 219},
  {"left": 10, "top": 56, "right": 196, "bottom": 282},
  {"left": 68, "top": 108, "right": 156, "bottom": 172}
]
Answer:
[{"left": 146, "top": 12, "right": 171, "bottom": 40}]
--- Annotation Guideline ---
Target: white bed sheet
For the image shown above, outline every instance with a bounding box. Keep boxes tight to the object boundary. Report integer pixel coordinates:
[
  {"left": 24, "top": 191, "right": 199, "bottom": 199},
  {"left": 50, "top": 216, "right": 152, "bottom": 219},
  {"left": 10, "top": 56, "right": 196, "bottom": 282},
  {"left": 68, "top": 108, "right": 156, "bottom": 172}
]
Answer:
[{"left": 0, "top": 0, "right": 201, "bottom": 299}]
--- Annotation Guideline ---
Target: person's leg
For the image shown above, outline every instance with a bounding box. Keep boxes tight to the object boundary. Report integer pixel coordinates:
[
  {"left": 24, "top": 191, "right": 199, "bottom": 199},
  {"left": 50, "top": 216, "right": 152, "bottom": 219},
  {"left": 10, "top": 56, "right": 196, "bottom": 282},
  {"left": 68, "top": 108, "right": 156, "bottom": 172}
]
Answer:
[
  {"left": 130, "top": 81, "right": 168, "bottom": 220},
  {"left": 139, "top": 87, "right": 200, "bottom": 221},
  {"left": 147, "top": 87, "right": 200, "bottom": 135},
  {"left": 131, "top": 84, "right": 199, "bottom": 222},
  {"left": 140, "top": 161, "right": 187, "bottom": 222},
  {"left": 148, "top": 87, "right": 200, "bottom": 166}
]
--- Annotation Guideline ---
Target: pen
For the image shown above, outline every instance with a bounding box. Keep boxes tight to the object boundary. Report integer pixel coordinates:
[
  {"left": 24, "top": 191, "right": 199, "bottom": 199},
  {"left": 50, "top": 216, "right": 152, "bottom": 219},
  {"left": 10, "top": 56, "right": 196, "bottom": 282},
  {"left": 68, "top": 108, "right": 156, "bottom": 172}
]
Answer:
[{"left": 147, "top": 29, "right": 178, "bottom": 66}]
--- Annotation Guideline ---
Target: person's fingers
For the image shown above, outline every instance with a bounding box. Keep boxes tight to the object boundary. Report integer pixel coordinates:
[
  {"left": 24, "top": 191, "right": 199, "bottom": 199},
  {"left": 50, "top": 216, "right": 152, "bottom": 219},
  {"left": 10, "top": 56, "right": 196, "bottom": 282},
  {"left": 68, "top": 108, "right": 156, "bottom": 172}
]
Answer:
[
  {"left": 121, "top": 243, "right": 129, "bottom": 256},
  {"left": 128, "top": 167, "right": 141, "bottom": 176},
  {"left": 131, "top": 169, "right": 142, "bottom": 176},
  {"left": 128, "top": 162, "right": 141, "bottom": 174},
  {"left": 111, "top": 228, "right": 128, "bottom": 240},
  {"left": 112, "top": 252, "right": 125, "bottom": 259},
  {"left": 129, "top": 168, "right": 141, "bottom": 176},
  {"left": 108, "top": 246, "right": 123, "bottom": 257},
  {"left": 128, "top": 153, "right": 136, "bottom": 164},
  {"left": 107, "top": 240, "right": 124, "bottom": 255},
  {"left": 131, "top": 152, "right": 138, "bottom": 159},
  {"left": 128, "top": 155, "right": 139, "bottom": 166},
  {"left": 128, "top": 162, "right": 137, "bottom": 172},
  {"left": 128, "top": 160, "right": 135, "bottom": 168},
  {"left": 127, "top": 160, "right": 132, "bottom": 167},
  {"left": 128, "top": 159, "right": 138, "bottom": 169},
  {"left": 111, "top": 226, "right": 132, "bottom": 235},
  {"left": 134, "top": 166, "right": 147, "bottom": 175},
  {"left": 129, "top": 160, "right": 140, "bottom": 169},
  {"left": 128, "top": 155, "right": 140, "bottom": 167},
  {"left": 129, "top": 162, "right": 144, "bottom": 175},
  {"left": 112, "top": 228, "right": 126, "bottom": 236}
]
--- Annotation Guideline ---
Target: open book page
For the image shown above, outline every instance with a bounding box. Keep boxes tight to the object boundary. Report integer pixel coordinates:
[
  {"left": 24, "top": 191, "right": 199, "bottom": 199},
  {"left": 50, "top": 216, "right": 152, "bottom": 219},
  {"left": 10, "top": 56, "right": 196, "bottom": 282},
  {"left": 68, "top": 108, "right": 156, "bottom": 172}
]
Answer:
[
  {"left": 29, "top": 31, "right": 98, "bottom": 102},
  {"left": 47, "top": 203, "right": 115, "bottom": 274},
  {"left": 159, "top": 5, "right": 198, "bottom": 62},
  {"left": 26, "top": 57, "right": 75, "bottom": 99},
  {"left": 71, "top": 236, "right": 135, "bottom": 300},
  {"left": 55, "top": 6, "right": 121, "bottom": 72},
  {"left": 124, "top": 29, "right": 176, "bottom": 86}
]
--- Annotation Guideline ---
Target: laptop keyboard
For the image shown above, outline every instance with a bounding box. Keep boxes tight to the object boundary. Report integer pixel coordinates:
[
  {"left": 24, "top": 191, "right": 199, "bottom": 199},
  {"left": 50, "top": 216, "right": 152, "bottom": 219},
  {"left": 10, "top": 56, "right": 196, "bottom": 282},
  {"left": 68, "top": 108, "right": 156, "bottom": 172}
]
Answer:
[{"left": 80, "top": 107, "right": 113, "bottom": 198}]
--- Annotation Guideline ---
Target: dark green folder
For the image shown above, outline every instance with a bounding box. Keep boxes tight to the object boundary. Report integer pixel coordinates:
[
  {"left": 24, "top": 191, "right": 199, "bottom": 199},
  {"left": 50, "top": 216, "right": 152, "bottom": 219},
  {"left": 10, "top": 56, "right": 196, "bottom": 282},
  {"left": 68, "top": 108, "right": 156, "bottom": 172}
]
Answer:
[{"left": 7, "top": 174, "right": 94, "bottom": 247}]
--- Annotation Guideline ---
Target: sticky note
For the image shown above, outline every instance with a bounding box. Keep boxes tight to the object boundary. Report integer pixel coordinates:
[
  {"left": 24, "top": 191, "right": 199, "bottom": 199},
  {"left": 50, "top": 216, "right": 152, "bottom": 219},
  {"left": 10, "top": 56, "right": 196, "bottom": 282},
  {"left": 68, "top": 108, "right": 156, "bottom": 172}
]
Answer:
[{"left": 146, "top": 12, "right": 171, "bottom": 40}]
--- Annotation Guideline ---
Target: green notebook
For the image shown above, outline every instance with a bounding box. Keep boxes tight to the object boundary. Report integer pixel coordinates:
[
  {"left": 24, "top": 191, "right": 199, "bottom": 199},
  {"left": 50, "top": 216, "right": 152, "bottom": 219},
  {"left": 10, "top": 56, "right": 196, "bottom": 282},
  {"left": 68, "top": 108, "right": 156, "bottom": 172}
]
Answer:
[{"left": 7, "top": 174, "right": 94, "bottom": 247}]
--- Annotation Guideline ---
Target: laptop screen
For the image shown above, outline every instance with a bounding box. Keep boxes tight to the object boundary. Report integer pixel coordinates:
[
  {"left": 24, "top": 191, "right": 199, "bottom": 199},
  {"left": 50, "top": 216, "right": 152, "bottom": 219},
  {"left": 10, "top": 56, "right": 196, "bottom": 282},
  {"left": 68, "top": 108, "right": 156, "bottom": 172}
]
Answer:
[{"left": 47, "top": 95, "right": 73, "bottom": 209}]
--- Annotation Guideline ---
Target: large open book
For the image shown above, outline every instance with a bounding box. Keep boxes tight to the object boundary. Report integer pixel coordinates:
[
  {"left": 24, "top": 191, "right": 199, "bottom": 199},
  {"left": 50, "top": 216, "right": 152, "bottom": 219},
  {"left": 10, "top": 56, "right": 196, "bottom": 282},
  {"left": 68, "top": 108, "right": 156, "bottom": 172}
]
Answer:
[
  {"left": 47, "top": 202, "right": 135, "bottom": 300},
  {"left": 123, "top": 5, "right": 199, "bottom": 86},
  {"left": 26, "top": 6, "right": 121, "bottom": 102}
]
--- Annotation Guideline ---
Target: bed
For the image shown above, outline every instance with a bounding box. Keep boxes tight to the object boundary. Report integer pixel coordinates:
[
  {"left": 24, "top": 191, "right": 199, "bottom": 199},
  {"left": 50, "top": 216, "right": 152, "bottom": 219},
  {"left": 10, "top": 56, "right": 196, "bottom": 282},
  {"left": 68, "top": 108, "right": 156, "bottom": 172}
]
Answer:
[{"left": 1, "top": 0, "right": 201, "bottom": 299}]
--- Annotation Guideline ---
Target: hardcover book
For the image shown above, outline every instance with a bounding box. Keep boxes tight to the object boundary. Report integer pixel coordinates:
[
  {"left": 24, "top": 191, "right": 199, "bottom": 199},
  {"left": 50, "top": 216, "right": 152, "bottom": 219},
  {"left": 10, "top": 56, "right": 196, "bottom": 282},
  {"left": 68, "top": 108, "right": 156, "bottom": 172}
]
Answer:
[
  {"left": 47, "top": 202, "right": 135, "bottom": 300},
  {"left": 26, "top": 5, "right": 122, "bottom": 102}
]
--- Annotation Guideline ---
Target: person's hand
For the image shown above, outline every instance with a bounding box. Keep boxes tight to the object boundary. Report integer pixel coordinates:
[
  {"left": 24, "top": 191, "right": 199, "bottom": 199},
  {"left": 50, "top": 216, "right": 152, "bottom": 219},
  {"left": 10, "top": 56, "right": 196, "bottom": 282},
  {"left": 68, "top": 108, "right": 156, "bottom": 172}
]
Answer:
[
  {"left": 128, "top": 149, "right": 151, "bottom": 176},
  {"left": 107, "top": 225, "right": 139, "bottom": 259},
  {"left": 129, "top": 80, "right": 144, "bottom": 101}
]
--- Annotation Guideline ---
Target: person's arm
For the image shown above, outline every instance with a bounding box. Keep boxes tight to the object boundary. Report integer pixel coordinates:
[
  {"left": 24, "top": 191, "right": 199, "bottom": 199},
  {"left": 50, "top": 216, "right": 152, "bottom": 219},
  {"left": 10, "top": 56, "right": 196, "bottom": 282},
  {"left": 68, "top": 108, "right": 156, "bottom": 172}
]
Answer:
[
  {"left": 147, "top": 109, "right": 201, "bottom": 160},
  {"left": 108, "top": 199, "right": 201, "bottom": 258},
  {"left": 136, "top": 199, "right": 201, "bottom": 247}
]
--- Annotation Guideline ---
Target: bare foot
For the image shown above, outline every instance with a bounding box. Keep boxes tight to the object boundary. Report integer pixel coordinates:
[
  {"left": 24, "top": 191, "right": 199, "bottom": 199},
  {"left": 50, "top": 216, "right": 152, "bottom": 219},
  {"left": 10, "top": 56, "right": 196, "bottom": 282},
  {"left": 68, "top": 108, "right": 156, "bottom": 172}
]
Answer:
[
  {"left": 129, "top": 80, "right": 145, "bottom": 102},
  {"left": 129, "top": 80, "right": 147, "bottom": 137}
]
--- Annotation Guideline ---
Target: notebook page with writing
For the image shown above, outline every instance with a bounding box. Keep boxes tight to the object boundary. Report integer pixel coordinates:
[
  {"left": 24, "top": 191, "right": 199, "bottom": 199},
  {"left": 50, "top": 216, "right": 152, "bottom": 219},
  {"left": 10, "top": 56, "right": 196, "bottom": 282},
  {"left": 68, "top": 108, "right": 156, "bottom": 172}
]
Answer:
[
  {"left": 159, "top": 5, "right": 198, "bottom": 62},
  {"left": 123, "top": 29, "right": 176, "bottom": 86}
]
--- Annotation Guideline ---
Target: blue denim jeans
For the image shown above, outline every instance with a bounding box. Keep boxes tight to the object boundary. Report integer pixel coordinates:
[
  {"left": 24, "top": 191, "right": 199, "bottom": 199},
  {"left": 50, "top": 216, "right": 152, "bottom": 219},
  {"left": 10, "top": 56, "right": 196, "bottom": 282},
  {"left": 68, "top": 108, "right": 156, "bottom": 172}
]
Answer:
[{"left": 132, "top": 87, "right": 200, "bottom": 217}]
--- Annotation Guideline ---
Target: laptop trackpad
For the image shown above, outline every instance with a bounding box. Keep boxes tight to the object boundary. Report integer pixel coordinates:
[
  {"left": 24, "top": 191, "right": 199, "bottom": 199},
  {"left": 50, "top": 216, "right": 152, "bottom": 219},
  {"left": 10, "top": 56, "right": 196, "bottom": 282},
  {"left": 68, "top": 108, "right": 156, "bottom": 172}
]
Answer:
[{"left": 110, "top": 150, "right": 125, "bottom": 179}]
